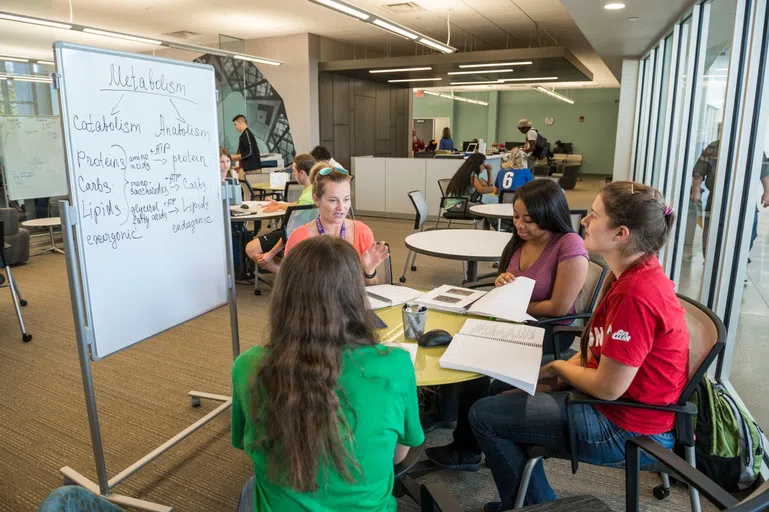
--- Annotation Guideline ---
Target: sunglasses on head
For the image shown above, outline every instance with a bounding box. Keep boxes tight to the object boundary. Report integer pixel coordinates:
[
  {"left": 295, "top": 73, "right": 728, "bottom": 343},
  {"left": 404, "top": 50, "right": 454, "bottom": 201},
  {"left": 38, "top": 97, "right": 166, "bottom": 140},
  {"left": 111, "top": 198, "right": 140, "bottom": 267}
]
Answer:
[{"left": 318, "top": 166, "right": 348, "bottom": 176}]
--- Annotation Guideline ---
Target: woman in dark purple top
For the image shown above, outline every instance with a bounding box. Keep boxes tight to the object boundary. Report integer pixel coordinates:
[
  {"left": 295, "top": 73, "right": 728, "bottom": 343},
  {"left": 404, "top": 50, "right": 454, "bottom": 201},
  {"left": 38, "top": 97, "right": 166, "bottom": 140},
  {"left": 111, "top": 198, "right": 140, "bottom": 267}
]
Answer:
[{"left": 426, "top": 179, "right": 589, "bottom": 472}]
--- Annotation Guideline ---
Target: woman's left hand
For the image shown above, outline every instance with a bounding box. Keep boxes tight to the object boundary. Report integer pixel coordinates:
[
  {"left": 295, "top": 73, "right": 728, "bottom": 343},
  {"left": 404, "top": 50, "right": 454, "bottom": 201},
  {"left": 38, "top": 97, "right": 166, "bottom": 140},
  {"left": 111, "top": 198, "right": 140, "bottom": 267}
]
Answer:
[
  {"left": 539, "top": 361, "right": 560, "bottom": 380},
  {"left": 361, "top": 242, "right": 389, "bottom": 275}
]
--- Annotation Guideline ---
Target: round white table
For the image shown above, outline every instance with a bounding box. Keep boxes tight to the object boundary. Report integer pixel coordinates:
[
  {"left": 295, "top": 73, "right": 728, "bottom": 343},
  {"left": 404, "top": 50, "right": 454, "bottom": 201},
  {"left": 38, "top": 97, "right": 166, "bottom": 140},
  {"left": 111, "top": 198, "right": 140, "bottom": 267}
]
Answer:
[
  {"left": 22, "top": 217, "right": 64, "bottom": 255},
  {"left": 470, "top": 203, "right": 513, "bottom": 231},
  {"left": 404, "top": 229, "right": 511, "bottom": 282}
]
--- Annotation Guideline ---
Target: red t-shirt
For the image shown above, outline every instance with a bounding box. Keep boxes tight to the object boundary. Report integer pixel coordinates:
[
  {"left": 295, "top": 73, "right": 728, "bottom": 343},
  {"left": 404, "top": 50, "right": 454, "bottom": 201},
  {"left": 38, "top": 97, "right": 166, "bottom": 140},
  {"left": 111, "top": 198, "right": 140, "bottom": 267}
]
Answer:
[{"left": 587, "top": 256, "right": 689, "bottom": 435}]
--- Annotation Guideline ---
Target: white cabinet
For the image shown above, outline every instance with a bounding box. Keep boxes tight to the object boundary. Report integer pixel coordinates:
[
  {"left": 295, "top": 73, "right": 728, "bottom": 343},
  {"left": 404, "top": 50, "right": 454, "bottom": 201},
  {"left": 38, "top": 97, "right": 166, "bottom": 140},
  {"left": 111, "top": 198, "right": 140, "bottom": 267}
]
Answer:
[
  {"left": 352, "top": 157, "right": 386, "bottom": 212},
  {"left": 385, "top": 159, "right": 426, "bottom": 215}
]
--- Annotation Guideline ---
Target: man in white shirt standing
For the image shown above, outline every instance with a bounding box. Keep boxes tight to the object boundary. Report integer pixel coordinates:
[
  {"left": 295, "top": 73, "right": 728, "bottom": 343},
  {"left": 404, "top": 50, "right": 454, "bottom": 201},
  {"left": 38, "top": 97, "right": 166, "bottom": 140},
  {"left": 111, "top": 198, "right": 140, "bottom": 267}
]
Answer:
[{"left": 517, "top": 119, "right": 539, "bottom": 170}]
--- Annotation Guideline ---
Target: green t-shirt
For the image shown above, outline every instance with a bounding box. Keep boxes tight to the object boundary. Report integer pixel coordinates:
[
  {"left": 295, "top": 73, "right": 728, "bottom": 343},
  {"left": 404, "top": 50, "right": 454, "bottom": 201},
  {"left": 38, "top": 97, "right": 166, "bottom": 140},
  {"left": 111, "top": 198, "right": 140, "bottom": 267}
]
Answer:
[
  {"left": 231, "top": 344, "right": 424, "bottom": 512},
  {"left": 297, "top": 185, "right": 313, "bottom": 206}
]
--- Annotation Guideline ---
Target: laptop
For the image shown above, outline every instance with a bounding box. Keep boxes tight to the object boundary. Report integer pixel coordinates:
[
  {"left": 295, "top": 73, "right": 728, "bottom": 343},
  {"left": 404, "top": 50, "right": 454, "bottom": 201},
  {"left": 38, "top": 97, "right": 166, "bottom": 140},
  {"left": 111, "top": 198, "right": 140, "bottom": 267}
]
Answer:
[{"left": 465, "top": 143, "right": 477, "bottom": 154}]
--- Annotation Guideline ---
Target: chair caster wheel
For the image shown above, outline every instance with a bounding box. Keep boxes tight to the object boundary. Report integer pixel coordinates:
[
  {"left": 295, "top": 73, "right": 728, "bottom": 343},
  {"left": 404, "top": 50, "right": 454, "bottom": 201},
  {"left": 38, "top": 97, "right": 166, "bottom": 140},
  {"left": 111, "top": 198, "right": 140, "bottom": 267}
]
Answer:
[
  {"left": 20, "top": 299, "right": 28, "bottom": 306},
  {"left": 653, "top": 485, "right": 670, "bottom": 500},
  {"left": 492, "top": 263, "right": 498, "bottom": 269},
  {"left": 254, "top": 289, "right": 262, "bottom": 296},
  {"left": 191, "top": 396, "right": 201, "bottom": 407},
  {"left": 22, "top": 334, "right": 32, "bottom": 342},
  {"left": 399, "top": 277, "right": 406, "bottom": 283},
  {"left": 410, "top": 266, "right": 417, "bottom": 271}
]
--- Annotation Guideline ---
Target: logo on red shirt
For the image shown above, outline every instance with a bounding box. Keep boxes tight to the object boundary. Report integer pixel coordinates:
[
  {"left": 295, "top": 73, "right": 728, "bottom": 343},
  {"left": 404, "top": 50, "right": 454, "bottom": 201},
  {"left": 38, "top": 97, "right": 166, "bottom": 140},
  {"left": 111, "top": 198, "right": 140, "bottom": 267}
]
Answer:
[{"left": 611, "top": 329, "right": 631, "bottom": 342}]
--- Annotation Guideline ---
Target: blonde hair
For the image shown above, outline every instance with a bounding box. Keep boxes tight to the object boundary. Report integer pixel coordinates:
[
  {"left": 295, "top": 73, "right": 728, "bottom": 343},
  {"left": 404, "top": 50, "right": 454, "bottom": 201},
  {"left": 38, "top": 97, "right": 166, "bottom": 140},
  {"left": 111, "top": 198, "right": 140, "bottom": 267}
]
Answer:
[
  {"left": 310, "top": 162, "right": 350, "bottom": 199},
  {"left": 510, "top": 149, "right": 527, "bottom": 169}
]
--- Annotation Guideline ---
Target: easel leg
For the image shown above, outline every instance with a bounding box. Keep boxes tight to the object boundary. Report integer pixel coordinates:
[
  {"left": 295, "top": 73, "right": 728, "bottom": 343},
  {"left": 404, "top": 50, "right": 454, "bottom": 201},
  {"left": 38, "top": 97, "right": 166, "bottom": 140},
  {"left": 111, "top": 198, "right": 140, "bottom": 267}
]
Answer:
[{"left": 60, "top": 467, "right": 174, "bottom": 512}]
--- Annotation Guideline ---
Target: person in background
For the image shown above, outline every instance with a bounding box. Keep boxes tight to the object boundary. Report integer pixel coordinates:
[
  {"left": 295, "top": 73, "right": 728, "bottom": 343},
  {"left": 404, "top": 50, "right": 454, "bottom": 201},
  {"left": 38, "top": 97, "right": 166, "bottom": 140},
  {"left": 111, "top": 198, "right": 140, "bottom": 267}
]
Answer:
[
  {"left": 439, "top": 127, "right": 454, "bottom": 151},
  {"left": 232, "top": 236, "right": 423, "bottom": 512},
  {"left": 284, "top": 164, "right": 389, "bottom": 285},
  {"left": 552, "top": 140, "right": 569, "bottom": 154},
  {"left": 517, "top": 119, "right": 540, "bottom": 170},
  {"left": 471, "top": 182, "right": 686, "bottom": 511},
  {"left": 497, "top": 148, "right": 533, "bottom": 195},
  {"left": 220, "top": 147, "right": 238, "bottom": 183},
  {"left": 245, "top": 153, "right": 315, "bottom": 274},
  {"left": 310, "top": 145, "right": 344, "bottom": 170},
  {"left": 231, "top": 115, "right": 262, "bottom": 172},
  {"left": 444, "top": 153, "right": 496, "bottom": 212},
  {"left": 412, "top": 129, "right": 425, "bottom": 154},
  {"left": 426, "top": 179, "right": 588, "bottom": 472},
  {"left": 425, "top": 140, "right": 438, "bottom": 153}
]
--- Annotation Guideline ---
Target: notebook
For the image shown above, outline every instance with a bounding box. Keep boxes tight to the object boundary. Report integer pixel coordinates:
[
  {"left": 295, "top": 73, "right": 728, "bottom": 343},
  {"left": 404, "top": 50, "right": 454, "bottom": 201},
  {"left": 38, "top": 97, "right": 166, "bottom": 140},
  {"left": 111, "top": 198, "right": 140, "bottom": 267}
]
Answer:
[
  {"left": 384, "top": 342, "right": 418, "bottom": 365},
  {"left": 439, "top": 318, "right": 545, "bottom": 395},
  {"left": 414, "top": 278, "right": 537, "bottom": 323},
  {"left": 366, "top": 285, "right": 423, "bottom": 310}
]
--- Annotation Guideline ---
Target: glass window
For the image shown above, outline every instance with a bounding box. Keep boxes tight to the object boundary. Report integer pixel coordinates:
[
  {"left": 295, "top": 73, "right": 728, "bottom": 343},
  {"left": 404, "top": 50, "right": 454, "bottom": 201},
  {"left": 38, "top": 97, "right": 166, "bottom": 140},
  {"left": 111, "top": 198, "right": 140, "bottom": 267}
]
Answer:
[
  {"left": 679, "top": 0, "right": 736, "bottom": 299},
  {"left": 665, "top": 18, "right": 691, "bottom": 198},
  {"left": 651, "top": 35, "right": 674, "bottom": 188}
]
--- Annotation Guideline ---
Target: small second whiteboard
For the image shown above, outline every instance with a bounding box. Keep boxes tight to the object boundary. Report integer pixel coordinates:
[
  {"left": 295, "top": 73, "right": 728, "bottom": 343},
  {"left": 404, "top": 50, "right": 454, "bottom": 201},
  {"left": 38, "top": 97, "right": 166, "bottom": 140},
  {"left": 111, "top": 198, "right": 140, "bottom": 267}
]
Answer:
[{"left": 54, "top": 42, "right": 228, "bottom": 359}]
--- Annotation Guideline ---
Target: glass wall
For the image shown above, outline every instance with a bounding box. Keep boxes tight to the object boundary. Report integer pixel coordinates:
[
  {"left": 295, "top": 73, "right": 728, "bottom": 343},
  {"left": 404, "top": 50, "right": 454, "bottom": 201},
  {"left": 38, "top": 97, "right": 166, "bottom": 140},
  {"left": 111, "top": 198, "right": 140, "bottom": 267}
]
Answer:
[{"left": 629, "top": 0, "right": 769, "bottom": 461}]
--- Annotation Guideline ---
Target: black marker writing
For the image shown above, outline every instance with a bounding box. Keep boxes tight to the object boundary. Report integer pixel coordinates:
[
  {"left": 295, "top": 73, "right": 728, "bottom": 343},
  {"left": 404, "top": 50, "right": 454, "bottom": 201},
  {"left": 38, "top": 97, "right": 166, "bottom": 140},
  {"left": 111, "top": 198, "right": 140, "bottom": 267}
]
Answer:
[
  {"left": 86, "top": 227, "right": 142, "bottom": 249},
  {"left": 78, "top": 176, "right": 112, "bottom": 194},
  {"left": 77, "top": 150, "right": 126, "bottom": 171},
  {"left": 73, "top": 114, "right": 141, "bottom": 134},
  {"left": 154, "top": 114, "right": 211, "bottom": 140},
  {"left": 108, "top": 64, "right": 187, "bottom": 97},
  {"left": 81, "top": 198, "right": 122, "bottom": 225}
]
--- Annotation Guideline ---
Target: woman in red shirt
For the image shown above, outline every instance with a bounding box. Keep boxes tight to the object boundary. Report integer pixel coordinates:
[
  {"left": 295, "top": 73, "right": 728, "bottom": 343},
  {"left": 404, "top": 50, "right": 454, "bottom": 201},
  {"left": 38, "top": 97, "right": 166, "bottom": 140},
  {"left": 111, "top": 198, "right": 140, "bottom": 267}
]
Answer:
[{"left": 469, "top": 181, "right": 688, "bottom": 511}]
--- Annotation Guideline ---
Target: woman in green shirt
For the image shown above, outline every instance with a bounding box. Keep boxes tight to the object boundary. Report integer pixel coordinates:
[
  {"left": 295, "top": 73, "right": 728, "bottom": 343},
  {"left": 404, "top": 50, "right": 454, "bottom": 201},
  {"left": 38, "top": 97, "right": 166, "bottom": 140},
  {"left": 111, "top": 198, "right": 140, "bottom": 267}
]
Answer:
[{"left": 232, "top": 236, "right": 424, "bottom": 512}]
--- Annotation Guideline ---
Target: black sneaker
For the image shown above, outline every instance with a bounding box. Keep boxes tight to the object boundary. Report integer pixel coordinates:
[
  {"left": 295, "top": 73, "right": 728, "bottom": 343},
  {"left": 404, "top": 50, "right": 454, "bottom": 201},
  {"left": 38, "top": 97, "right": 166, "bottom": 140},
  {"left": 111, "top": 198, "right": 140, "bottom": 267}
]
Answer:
[
  {"left": 420, "top": 413, "right": 457, "bottom": 434},
  {"left": 425, "top": 443, "right": 482, "bottom": 471}
]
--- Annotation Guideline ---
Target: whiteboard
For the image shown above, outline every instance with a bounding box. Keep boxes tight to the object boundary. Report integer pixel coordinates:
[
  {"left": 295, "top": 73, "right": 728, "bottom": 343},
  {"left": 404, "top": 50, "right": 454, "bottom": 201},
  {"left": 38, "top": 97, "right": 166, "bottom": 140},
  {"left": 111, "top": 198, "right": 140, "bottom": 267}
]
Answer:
[
  {"left": 54, "top": 42, "right": 228, "bottom": 359},
  {"left": 0, "top": 116, "right": 69, "bottom": 200}
]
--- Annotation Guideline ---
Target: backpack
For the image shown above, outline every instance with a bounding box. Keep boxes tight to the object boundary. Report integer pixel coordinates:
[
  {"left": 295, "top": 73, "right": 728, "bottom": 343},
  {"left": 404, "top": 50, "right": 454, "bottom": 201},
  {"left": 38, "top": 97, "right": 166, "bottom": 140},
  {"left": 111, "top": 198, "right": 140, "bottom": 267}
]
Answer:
[
  {"left": 687, "top": 379, "right": 764, "bottom": 491},
  {"left": 532, "top": 129, "right": 549, "bottom": 159}
]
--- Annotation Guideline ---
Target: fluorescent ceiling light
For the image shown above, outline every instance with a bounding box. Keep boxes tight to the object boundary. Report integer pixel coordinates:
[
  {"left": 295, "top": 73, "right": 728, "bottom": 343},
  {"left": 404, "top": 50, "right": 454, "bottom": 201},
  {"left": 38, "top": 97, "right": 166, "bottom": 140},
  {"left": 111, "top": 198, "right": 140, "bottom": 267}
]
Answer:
[
  {"left": 0, "top": 56, "right": 29, "bottom": 63},
  {"left": 458, "top": 61, "right": 532, "bottom": 68},
  {"left": 604, "top": 3, "right": 626, "bottom": 9},
  {"left": 419, "top": 38, "right": 455, "bottom": 54},
  {"left": 388, "top": 77, "right": 442, "bottom": 83},
  {"left": 36, "top": 60, "right": 55, "bottom": 66},
  {"left": 370, "top": 67, "right": 432, "bottom": 74},
  {"left": 372, "top": 19, "right": 417, "bottom": 40},
  {"left": 453, "top": 96, "right": 468, "bottom": 102},
  {"left": 0, "top": 12, "right": 72, "bottom": 29},
  {"left": 421, "top": 91, "right": 487, "bottom": 106},
  {"left": 83, "top": 28, "right": 162, "bottom": 45},
  {"left": 422, "top": 90, "right": 441, "bottom": 96},
  {"left": 233, "top": 54, "right": 281, "bottom": 66},
  {"left": 501, "top": 76, "right": 558, "bottom": 82},
  {"left": 450, "top": 79, "right": 504, "bottom": 86},
  {"left": 0, "top": 74, "right": 52, "bottom": 83},
  {"left": 311, "top": 0, "right": 370, "bottom": 20},
  {"left": 438, "top": 93, "right": 453, "bottom": 99},
  {"left": 535, "top": 86, "right": 574, "bottom": 104},
  {"left": 448, "top": 69, "right": 513, "bottom": 75}
]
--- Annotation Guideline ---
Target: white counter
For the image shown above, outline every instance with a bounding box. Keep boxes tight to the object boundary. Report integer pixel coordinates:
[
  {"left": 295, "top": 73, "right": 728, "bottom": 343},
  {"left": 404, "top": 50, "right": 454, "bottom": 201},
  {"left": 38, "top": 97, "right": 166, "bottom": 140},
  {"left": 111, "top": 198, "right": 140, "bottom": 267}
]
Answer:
[{"left": 352, "top": 155, "right": 503, "bottom": 218}]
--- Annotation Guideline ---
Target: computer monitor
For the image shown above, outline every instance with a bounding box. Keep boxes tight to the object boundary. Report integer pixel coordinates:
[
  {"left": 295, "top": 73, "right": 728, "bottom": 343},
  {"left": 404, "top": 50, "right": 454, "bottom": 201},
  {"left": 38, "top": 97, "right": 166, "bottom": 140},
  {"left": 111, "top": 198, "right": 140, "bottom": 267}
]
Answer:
[
  {"left": 505, "top": 141, "right": 524, "bottom": 151},
  {"left": 462, "top": 141, "right": 474, "bottom": 152},
  {"left": 465, "top": 142, "right": 477, "bottom": 153}
]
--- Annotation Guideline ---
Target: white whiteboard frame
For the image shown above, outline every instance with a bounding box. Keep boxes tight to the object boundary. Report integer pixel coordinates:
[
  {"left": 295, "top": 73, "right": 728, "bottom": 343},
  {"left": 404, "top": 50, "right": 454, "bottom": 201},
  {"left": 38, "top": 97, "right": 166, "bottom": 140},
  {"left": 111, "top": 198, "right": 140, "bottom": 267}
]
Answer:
[
  {"left": 54, "top": 42, "right": 230, "bottom": 360},
  {"left": 0, "top": 114, "right": 68, "bottom": 202}
]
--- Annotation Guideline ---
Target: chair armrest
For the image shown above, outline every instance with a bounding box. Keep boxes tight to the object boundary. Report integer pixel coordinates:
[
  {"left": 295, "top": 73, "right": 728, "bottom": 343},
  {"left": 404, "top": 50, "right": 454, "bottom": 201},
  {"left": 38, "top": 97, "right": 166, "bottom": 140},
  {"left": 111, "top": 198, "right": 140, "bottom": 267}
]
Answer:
[
  {"left": 535, "top": 313, "right": 591, "bottom": 326},
  {"left": 464, "top": 278, "right": 496, "bottom": 290},
  {"left": 551, "top": 325, "right": 584, "bottom": 360},
  {"left": 420, "top": 482, "right": 463, "bottom": 512},
  {"left": 625, "top": 437, "right": 738, "bottom": 511},
  {"left": 394, "top": 443, "right": 425, "bottom": 479},
  {"left": 565, "top": 392, "right": 697, "bottom": 474}
]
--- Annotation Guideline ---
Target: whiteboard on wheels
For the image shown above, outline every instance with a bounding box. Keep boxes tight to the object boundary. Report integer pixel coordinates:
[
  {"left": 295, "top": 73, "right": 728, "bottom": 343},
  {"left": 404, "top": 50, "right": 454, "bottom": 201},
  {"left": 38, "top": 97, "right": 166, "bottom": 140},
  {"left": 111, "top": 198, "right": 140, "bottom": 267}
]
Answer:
[
  {"left": 0, "top": 115, "right": 68, "bottom": 200},
  {"left": 54, "top": 42, "right": 227, "bottom": 359}
]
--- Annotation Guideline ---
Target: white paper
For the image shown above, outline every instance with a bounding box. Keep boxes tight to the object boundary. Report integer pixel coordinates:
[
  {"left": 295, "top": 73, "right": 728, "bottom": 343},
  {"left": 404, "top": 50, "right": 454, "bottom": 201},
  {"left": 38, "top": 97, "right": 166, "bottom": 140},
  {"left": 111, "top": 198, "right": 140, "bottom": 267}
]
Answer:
[
  {"left": 366, "top": 285, "right": 423, "bottom": 310},
  {"left": 467, "top": 277, "right": 537, "bottom": 322},
  {"left": 384, "top": 342, "right": 418, "bottom": 365},
  {"left": 439, "top": 319, "right": 545, "bottom": 395},
  {"left": 269, "top": 171, "right": 288, "bottom": 189},
  {"left": 414, "top": 285, "right": 488, "bottom": 314}
]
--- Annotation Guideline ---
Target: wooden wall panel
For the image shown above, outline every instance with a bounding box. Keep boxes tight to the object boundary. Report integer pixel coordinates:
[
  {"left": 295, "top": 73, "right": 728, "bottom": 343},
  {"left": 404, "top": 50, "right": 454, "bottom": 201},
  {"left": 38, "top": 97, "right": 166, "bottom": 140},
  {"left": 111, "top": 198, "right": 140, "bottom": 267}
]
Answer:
[{"left": 332, "top": 74, "right": 350, "bottom": 125}]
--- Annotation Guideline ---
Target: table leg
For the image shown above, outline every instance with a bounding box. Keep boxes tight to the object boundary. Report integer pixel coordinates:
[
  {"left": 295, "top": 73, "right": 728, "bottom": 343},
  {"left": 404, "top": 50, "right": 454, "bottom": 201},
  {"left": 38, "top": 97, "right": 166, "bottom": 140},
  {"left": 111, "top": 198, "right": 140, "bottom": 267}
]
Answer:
[
  {"left": 466, "top": 261, "right": 478, "bottom": 283},
  {"left": 236, "top": 230, "right": 249, "bottom": 281},
  {"left": 49, "top": 226, "right": 65, "bottom": 255}
]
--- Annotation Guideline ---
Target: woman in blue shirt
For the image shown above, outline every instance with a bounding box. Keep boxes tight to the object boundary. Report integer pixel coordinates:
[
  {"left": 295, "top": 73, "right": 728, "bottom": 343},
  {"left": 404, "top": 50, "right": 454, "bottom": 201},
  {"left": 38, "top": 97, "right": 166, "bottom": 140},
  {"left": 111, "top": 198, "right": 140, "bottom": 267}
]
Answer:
[{"left": 439, "top": 127, "right": 454, "bottom": 151}]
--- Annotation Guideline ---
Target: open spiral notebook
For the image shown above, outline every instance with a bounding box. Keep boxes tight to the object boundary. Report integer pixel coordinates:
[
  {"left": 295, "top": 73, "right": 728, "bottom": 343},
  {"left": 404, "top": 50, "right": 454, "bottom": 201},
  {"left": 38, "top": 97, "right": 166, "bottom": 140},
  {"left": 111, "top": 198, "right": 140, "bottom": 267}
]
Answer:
[{"left": 439, "top": 318, "right": 545, "bottom": 395}]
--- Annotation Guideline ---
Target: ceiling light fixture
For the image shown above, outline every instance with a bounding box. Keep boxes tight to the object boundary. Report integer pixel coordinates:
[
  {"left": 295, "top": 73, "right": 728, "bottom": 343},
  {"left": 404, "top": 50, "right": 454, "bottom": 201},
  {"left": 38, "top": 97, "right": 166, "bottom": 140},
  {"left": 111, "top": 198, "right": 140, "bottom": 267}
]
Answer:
[
  {"left": 535, "top": 86, "right": 574, "bottom": 104},
  {"left": 306, "top": 0, "right": 455, "bottom": 53},
  {"left": 422, "top": 90, "right": 441, "bottom": 96},
  {"left": 420, "top": 90, "right": 487, "bottom": 106},
  {"left": 83, "top": 28, "right": 162, "bottom": 45},
  {"left": 0, "top": 12, "right": 72, "bottom": 29},
  {"left": 450, "top": 79, "right": 505, "bottom": 86},
  {"left": 628, "top": 16, "right": 639, "bottom": 21},
  {"left": 448, "top": 69, "right": 514, "bottom": 75},
  {"left": 310, "top": 0, "right": 370, "bottom": 20},
  {"left": 36, "top": 60, "right": 55, "bottom": 66},
  {"left": 418, "top": 38, "right": 455, "bottom": 54},
  {"left": 0, "top": 56, "right": 29, "bottom": 63},
  {"left": 501, "top": 76, "right": 558, "bottom": 82},
  {"left": 372, "top": 19, "right": 417, "bottom": 40},
  {"left": 388, "top": 77, "right": 442, "bottom": 83},
  {"left": 370, "top": 67, "right": 432, "bottom": 73},
  {"left": 458, "top": 61, "right": 532, "bottom": 68},
  {"left": 0, "top": 73, "right": 53, "bottom": 83},
  {"left": 604, "top": 3, "right": 626, "bottom": 10},
  {"left": 233, "top": 54, "right": 281, "bottom": 66}
]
